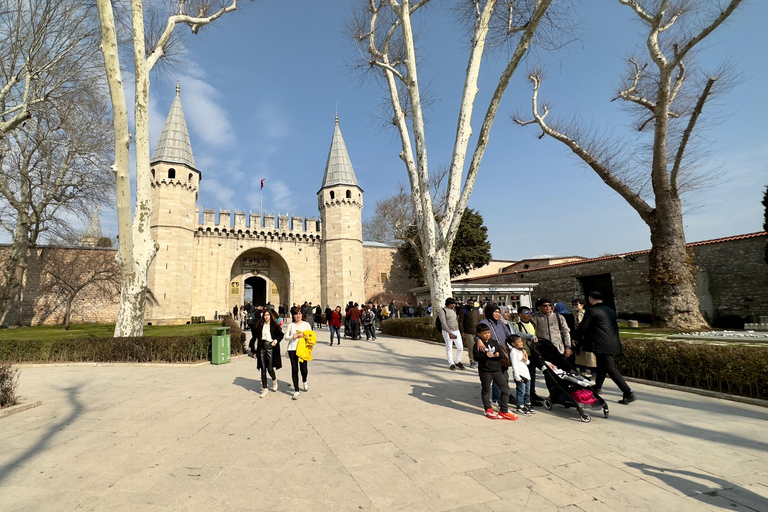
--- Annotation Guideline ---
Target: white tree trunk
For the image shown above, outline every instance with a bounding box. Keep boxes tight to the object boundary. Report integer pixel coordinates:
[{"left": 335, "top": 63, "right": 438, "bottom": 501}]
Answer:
[{"left": 423, "top": 250, "right": 452, "bottom": 319}]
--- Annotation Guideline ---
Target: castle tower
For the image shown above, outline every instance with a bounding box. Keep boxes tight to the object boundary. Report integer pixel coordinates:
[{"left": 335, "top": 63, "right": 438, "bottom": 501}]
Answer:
[
  {"left": 81, "top": 206, "right": 103, "bottom": 247},
  {"left": 319, "top": 116, "right": 365, "bottom": 307},
  {"left": 146, "top": 83, "right": 200, "bottom": 324}
]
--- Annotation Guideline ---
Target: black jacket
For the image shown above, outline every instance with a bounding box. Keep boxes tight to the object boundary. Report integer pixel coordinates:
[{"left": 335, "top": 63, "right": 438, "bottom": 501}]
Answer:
[
  {"left": 574, "top": 304, "right": 622, "bottom": 355},
  {"left": 473, "top": 338, "right": 504, "bottom": 373},
  {"left": 251, "top": 322, "right": 284, "bottom": 370}
]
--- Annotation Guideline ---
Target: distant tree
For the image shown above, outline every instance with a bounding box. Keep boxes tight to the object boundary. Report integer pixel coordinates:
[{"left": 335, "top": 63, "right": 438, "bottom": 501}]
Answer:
[
  {"left": 399, "top": 209, "right": 491, "bottom": 286},
  {"left": 763, "top": 185, "right": 768, "bottom": 264},
  {"left": 43, "top": 248, "right": 121, "bottom": 330},
  {"left": 0, "top": 0, "right": 112, "bottom": 327},
  {"left": 516, "top": 0, "right": 745, "bottom": 330}
]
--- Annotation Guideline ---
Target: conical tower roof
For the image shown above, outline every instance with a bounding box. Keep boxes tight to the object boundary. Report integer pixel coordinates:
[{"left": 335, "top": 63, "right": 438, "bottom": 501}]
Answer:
[
  {"left": 151, "top": 83, "right": 196, "bottom": 170},
  {"left": 83, "top": 206, "right": 103, "bottom": 239},
  {"left": 319, "top": 116, "right": 360, "bottom": 190}
]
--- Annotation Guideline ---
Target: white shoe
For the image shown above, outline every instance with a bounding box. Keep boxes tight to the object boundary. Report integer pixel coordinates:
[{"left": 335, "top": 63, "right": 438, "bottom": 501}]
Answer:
[
  {"left": 259, "top": 389, "right": 268, "bottom": 398},
  {"left": 303, "top": 381, "right": 309, "bottom": 391},
  {"left": 272, "top": 380, "right": 278, "bottom": 392},
  {"left": 292, "top": 391, "right": 300, "bottom": 400}
]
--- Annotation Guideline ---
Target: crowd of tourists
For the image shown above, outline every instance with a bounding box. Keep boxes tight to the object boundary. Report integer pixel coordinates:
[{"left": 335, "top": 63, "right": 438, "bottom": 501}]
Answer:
[
  {"left": 438, "top": 292, "right": 636, "bottom": 420},
  {"left": 236, "top": 291, "right": 636, "bottom": 419}
]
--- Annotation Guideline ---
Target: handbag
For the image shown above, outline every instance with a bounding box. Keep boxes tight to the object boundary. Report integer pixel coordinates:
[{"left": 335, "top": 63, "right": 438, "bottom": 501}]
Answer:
[
  {"left": 575, "top": 349, "right": 597, "bottom": 367},
  {"left": 498, "top": 344, "right": 511, "bottom": 369}
]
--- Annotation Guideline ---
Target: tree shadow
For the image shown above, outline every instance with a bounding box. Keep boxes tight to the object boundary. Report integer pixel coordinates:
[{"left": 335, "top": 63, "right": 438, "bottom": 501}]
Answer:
[
  {"left": 628, "top": 463, "right": 768, "bottom": 511},
  {"left": 0, "top": 384, "right": 85, "bottom": 486},
  {"left": 409, "top": 382, "right": 483, "bottom": 415}
]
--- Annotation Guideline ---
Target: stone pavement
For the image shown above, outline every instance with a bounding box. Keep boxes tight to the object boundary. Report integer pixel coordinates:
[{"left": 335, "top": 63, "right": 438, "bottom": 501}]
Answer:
[{"left": 1, "top": 331, "right": 767, "bottom": 512}]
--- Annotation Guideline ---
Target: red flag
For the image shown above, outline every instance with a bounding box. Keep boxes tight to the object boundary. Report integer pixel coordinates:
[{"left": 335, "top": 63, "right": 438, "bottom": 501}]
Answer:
[{"left": 260, "top": 178, "right": 265, "bottom": 190}]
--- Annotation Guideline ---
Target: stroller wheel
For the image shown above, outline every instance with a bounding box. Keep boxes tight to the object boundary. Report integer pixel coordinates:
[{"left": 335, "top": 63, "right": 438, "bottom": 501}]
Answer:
[
  {"left": 543, "top": 399, "right": 552, "bottom": 410},
  {"left": 580, "top": 414, "right": 592, "bottom": 423},
  {"left": 603, "top": 407, "right": 609, "bottom": 418}
]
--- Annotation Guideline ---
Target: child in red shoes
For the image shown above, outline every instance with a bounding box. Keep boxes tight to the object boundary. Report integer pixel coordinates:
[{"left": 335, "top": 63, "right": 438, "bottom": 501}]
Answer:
[{"left": 474, "top": 323, "right": 517, "bottom": 421}]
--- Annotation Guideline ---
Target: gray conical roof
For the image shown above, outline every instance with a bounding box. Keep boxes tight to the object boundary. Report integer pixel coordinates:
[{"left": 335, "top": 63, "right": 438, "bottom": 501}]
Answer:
[
  {"left": 151, "top": 85, "right": 196, "bottom": 170},
  {"left": 83, "top": 206, "right": 102, "bottom": 239},
  {"left": 320, "top": 118, "right": 359, "bottom": 190}
]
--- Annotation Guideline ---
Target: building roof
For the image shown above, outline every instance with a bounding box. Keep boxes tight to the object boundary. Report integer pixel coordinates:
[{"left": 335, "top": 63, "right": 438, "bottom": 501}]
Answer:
[
  {"left": 454, "top": 231, "right": 768, "bottom": 282},
  {"left": 319, "top": 117, "right": 359, "bottom": 190},
  {"left": 82, "top": 206, "right": 103, "bottom": 240},
  {"left": 363, "top": 240, "right": 396, "bottom": 248},
  {"left": 151, "top": 83, "right": 196, "bottom": 170}
]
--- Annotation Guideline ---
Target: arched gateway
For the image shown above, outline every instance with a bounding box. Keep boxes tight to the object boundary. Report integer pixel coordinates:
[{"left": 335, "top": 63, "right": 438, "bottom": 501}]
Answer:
[{"left": 145, "top": 87, "right": 364, "bottom": 325}]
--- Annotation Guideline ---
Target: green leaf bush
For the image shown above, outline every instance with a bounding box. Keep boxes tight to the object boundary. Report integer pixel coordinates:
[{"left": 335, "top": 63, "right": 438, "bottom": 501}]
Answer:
[
  {"left": 0, "top": 334, "right": 210, "bottom": 363},
  {"left": 222, "top": 315, "right": 246, "bottom": 355},
  {"left": 1, "top": 362, "right": 19, "bottom": 408},
  {"left": 381, "top": 317, "right": 442, "bottom": 343},
  {"left": 617, "top": 339, "right": 768, "bottom": 400}
]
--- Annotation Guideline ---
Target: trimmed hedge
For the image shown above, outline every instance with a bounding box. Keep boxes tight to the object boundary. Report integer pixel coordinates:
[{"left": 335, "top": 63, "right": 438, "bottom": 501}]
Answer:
[
  {"left": 222, "top": 315, "right": 246, "bottom": 355},
  {"left": 617, "top": 339, "right": 768, "bottom": 400},
  {"left": 381, "top": 317, "right": 442, "bottom": 343},
  {"left": 382, "top": 319, "right": 768, "bottom": 400},
  {"left": 0, "top": 335, "right": 211, "bottom": 363}
]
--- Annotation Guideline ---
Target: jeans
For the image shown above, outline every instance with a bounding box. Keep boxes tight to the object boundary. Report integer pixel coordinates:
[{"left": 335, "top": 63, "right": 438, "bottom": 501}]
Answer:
[
  {"left": 491, "top": 369, "right": 509, "bottom": 403},
  {"left": 287, "top": 350, "right": 308, "bottom": 391},
  {"left": 329, "top": 325, "right": 341, "bottom": 344},
  {"left": 595, "top": 354, "right": 632, "bottom": 396},
  {"left": 461, "top": 333, "right": 476, "bottom": 363},
  {"left": 442, "top": 330, "right": 463, "bottom": 365},
  {"left": 480, "top": 371, "right": 510, "bottom": 413},
  {"left": 364, "top": 324, "right": 376, "bottom": 340},
  {"left": 515, "top": 379, "right": 531, "bottom": 407}
]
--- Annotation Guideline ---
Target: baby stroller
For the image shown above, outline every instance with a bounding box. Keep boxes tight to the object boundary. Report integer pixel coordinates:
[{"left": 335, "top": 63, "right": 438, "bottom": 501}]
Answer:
[{"left": 531, "top": 339, "right": 609, "bottom": 423}]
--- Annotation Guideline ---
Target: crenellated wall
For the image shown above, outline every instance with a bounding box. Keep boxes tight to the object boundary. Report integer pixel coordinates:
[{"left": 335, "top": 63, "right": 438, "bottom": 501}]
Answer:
[{"left": 197, "top": 207, "right": 322, "bottom": 237}]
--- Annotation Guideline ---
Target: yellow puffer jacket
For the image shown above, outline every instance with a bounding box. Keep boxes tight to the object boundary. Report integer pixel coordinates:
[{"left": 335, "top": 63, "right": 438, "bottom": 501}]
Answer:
[{"left": 296, "top": 330, "right": 316, "bottom": 362}]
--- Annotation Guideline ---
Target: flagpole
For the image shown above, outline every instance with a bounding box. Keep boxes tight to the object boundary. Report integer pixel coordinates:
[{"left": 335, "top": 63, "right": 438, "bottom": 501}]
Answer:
[{"left": 260, "top": 186, "right": 263, "bottom": 218}]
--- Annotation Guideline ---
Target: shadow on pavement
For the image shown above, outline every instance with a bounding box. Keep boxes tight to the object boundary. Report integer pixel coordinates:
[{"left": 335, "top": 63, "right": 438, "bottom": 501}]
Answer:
[
  {"left": 232, "top": 376, "right": 260, "bottom": 393},
  {"left": 0, "top": 384, "right": 84, "bottom": 486},
  {"left": 628, "top": 463, "right": 768, "bottom": 511}
]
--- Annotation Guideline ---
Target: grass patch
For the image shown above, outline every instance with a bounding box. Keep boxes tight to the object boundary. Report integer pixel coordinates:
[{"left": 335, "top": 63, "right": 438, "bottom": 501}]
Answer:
[{"left": 0, "top": 322, "right": 221, "bottom": 341}]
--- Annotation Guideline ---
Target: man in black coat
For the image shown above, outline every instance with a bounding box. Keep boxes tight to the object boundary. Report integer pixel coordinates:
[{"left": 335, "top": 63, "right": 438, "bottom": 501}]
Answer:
[{"left": 574, "top": 291, "right": 636, "bottom": 405}]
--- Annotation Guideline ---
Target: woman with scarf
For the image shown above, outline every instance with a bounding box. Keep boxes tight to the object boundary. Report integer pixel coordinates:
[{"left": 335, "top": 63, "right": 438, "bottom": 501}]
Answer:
[
  {"left": 251, "top": 309, "right": 284, "bottom": 398},
  {"left": 475, "top": 303, "right": 514, "bottom": 407}
]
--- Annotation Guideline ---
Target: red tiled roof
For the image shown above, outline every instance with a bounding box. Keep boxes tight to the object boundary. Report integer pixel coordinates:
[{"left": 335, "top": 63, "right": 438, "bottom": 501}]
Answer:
[{"left": 454, "top": 231, "right": 768, "bottom": 282}]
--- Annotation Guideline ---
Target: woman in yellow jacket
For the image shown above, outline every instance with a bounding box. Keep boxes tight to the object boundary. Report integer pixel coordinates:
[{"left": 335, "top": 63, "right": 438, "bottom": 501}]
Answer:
[{"left": 285, "top": 306, "right": 312, "bottom": 400}]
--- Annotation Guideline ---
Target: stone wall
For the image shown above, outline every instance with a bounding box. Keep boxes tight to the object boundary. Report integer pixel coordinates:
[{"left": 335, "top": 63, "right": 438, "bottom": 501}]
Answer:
[
  {"left": 363, "top": 246, "right": 416, "bottom": 303},
  {"left": 466, "top": 233, "right": 768, "bottom": 325},
  {"left": 0, "top": 245, "right": 120, "bottom": 326}
]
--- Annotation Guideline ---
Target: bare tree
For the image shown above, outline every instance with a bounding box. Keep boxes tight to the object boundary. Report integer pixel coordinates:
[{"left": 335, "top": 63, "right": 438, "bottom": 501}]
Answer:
[
  {"left": 43, "top": 248, "right": 121, "bottom": 330},
  {"left": 515, "top": 0, "right": 744, "bottom": 330},
  {"left": 0, "top": 0, "right": 108, "bottom": 327},
  {"left": 95, "top": 0, "right": 251, "bottom": 337},
  {"left": 352, "top": 0, "right": 560, "bottom": 313}
]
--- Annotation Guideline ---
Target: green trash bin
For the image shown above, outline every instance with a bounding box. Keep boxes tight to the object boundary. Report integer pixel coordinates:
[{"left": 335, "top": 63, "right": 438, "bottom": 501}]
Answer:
[{"left": 211, "top": 326, "right": 231, "bottom": 365}]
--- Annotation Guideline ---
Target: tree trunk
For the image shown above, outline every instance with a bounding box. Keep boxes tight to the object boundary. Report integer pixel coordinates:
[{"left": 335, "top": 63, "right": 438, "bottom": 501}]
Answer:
[
  {"left": 114, "top": 266, "right": 149, "bottom": 337},
  {"left": 423, "top": 248, "right": 452, "bottom": 323},
  {"left": 63, "top": 298, "right": 73, "bottom": 330},
  {"left": 0, "top": 223, "right": 31, "bottom": 327},
  {"left": 648, "top": 196, "right": 709, "bottom": 331}
]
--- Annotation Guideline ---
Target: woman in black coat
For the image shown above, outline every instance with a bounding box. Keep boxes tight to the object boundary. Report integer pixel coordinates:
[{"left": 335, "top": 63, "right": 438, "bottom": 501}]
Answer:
[{"left": 251, "top": 310, "right": 284, "bottom": 398}]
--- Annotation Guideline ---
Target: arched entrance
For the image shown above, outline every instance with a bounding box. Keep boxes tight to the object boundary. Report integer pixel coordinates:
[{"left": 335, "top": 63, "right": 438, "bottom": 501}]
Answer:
[
  {"left": 245, "top": 276, "right": 267, "bottom": 306},
  {"left": 229, "top": 248, "right": 290, "bottom": 311}
]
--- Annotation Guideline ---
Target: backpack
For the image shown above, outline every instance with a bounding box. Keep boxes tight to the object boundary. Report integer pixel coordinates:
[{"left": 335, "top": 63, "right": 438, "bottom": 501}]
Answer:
[{"left": 435, "top": 308, "right": 446, "bottom": 333}]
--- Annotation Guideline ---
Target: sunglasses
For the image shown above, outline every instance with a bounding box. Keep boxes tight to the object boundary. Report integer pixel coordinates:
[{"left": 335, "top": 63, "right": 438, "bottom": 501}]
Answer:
[{"left": 540, "top": 304, "right": 552, "bottom": 308}]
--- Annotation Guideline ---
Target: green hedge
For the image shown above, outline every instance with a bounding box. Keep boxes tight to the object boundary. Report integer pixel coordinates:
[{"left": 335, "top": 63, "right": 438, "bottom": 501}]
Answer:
[
  {"left": 0, "top": 335, "right": 211, "bottom": 363},
  {"left": 222, "top": 315, "right": 246, "bottom": 355},
  {"left": 617, "top": 339, "right": 768, "bottom": 399},
  {"left": 381, "top": 317, "right": 442, "bottom": 343}
]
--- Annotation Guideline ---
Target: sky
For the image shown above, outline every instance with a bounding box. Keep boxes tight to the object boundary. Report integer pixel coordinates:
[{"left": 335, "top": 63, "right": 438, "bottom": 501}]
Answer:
[{"left": 97, "top": 0, "right": 767, "bottom": 261}]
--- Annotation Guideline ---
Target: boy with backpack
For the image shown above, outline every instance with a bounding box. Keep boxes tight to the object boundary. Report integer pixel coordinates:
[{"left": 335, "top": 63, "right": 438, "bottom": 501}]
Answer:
[{"left": 473, "top": 324, "right": 517, "bottom": 420}]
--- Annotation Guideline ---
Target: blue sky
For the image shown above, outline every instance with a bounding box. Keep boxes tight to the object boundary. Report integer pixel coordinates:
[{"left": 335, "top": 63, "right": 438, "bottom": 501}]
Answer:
[{"left": 101, "top": 0, "right": 766, "bottom": 260}]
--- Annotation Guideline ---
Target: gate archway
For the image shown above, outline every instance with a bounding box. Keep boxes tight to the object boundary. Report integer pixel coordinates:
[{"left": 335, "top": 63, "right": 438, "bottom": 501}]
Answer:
[{"left": 229, "top": 248, "right": 290, "bottom": 311}]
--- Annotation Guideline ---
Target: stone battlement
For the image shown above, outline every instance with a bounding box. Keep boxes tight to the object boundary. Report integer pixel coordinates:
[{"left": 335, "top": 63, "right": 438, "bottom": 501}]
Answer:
[{"left": 196, "top": 207, "right": 321, "bottom": 237}]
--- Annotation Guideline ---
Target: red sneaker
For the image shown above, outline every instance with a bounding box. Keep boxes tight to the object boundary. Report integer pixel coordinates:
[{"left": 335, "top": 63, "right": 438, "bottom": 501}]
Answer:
[
  {"left": 484, "top": 408, "right": 498, "bottom": 419},
  {"left": 498, "top": 412, "right": 518, "bottom": 421}
]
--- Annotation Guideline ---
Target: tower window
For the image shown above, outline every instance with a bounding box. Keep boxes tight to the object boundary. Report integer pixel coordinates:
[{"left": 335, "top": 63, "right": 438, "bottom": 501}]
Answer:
[
  {"left": 330, "top": 191, "right": 335, "bottom": 200},
  {"left": 188, "top": 173, "right": 193, "bottom": 181},
  {"left": 346, "top": 190, "right": 351, "bottom": 199},
  {"left": 168, "top": 168, "right": 176, "bottom": 179},
  {"left": 151, "top": 169, "right": 155, "bottom": 178}
]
